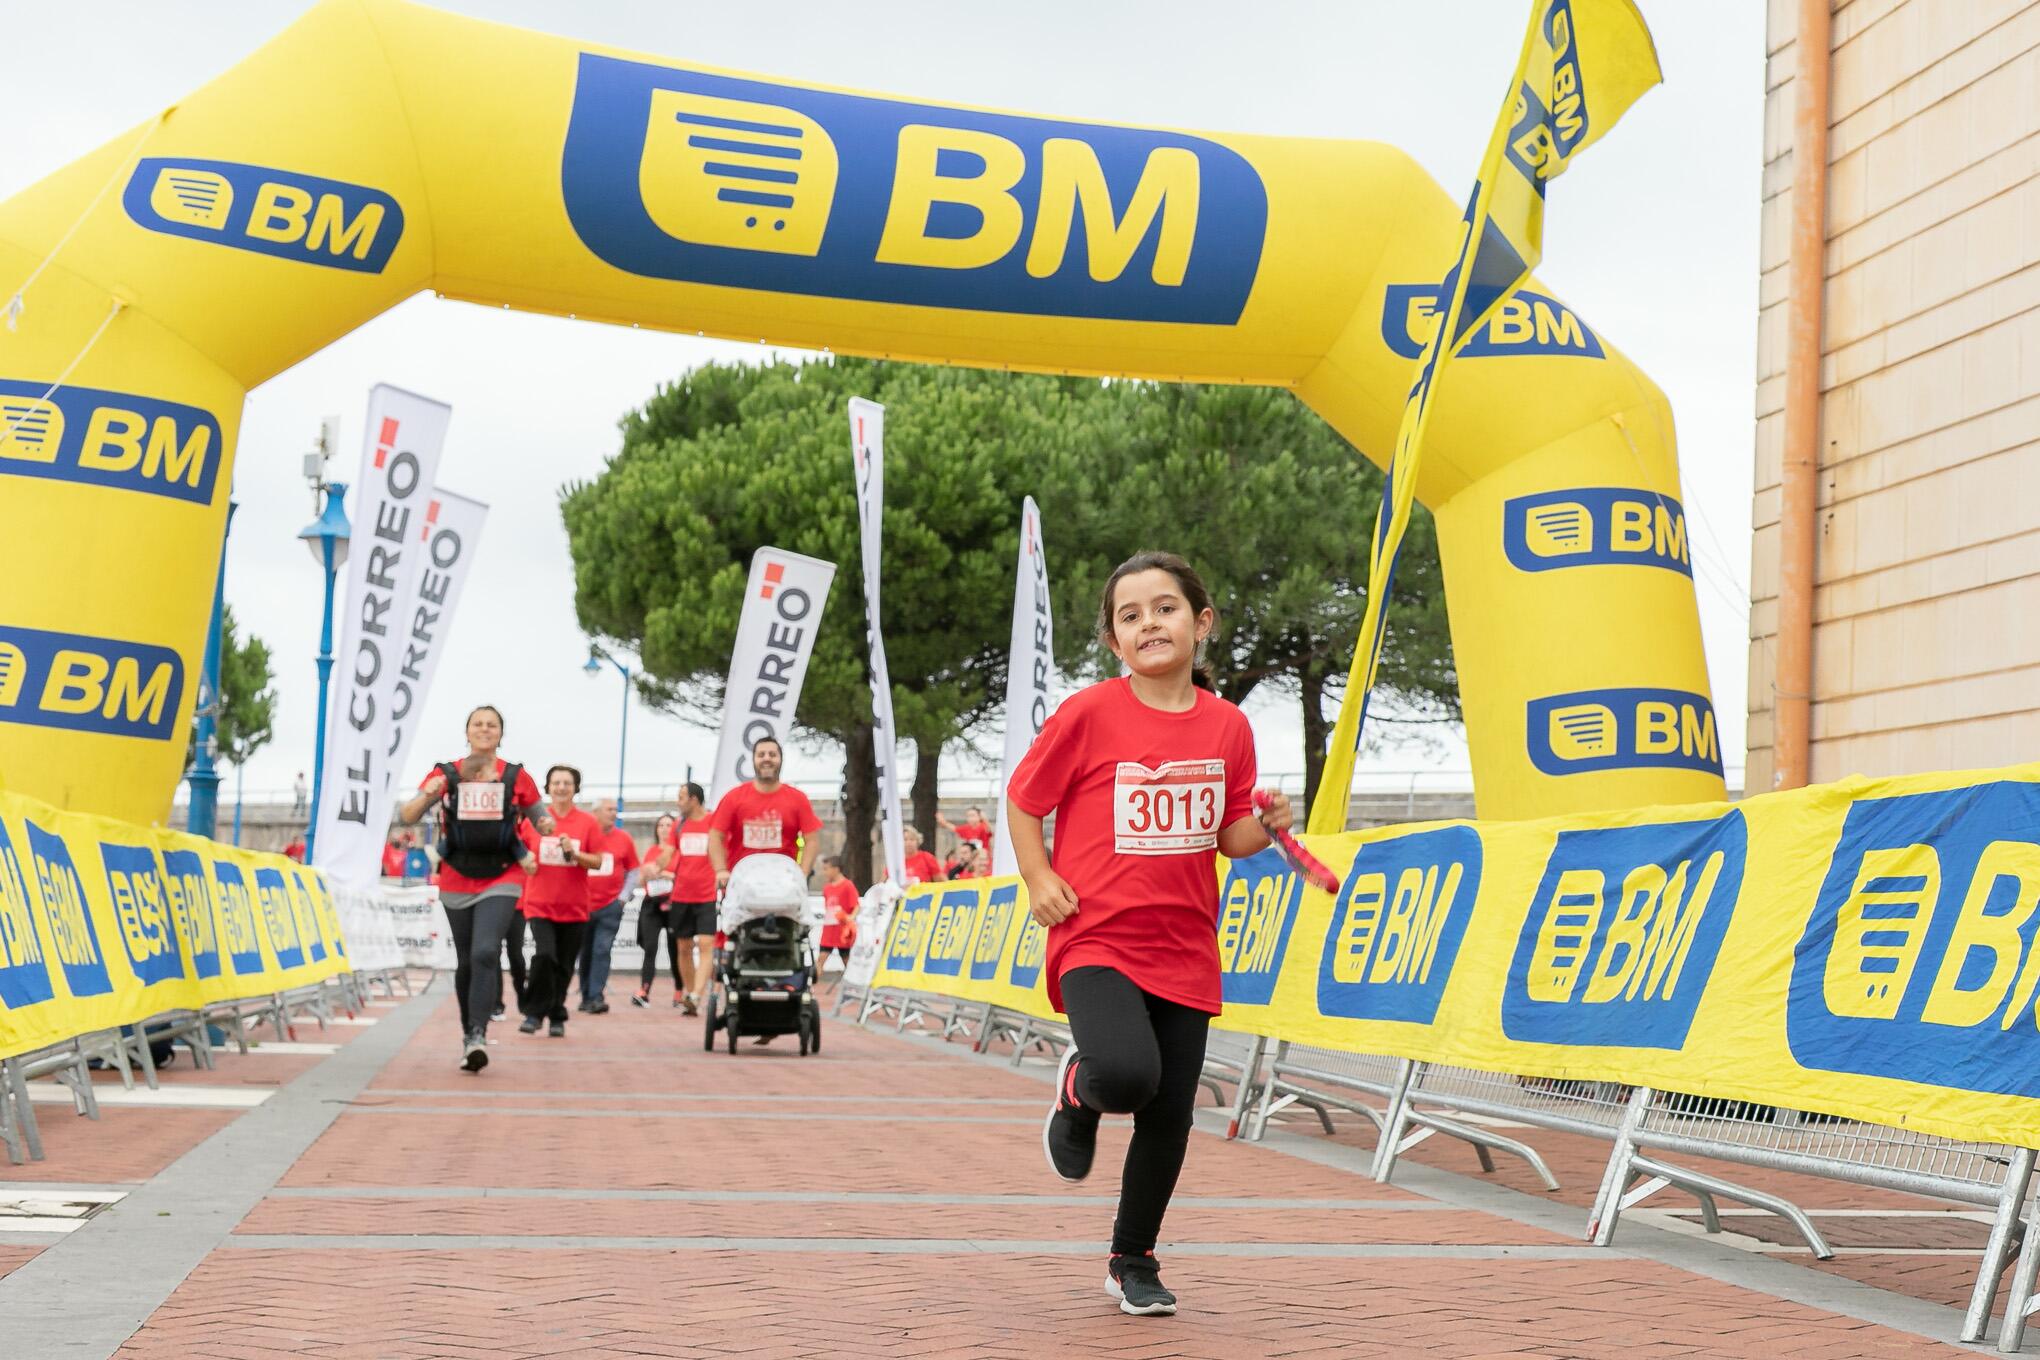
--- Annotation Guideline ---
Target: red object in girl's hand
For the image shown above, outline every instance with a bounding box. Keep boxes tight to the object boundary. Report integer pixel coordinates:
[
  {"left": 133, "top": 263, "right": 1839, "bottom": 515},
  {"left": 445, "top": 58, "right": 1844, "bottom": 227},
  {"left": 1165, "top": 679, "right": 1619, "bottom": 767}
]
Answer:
[{"left": 1251, "top": 790, "right": 1341, "bottom": 893}]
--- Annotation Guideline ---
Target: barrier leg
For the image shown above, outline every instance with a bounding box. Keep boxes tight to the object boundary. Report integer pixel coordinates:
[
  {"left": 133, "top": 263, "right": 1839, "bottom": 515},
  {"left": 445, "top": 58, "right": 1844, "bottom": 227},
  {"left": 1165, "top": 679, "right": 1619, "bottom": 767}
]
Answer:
[
  {"left": 131, "top": 1024, "right": 160, "bottom": 1091},
  {"left": 1223, "top": 1034, "right": 1266, "bottom": 1140},
  {"left": 1624, "top": 1152, "right": 1833, "bottom": 1258},
  {"left": 5, "top": 1060, "right": 43, "bottom": 1161},
  {"left": 1248, "top": 1044, "right": 1292, "bottom": 1143},
  {"left": 1371, "top": 1060, "right": 1420, "bottom": 1182},
  {"left": 1969, "top": 1146, "right": 2036, "bottom": 1344},
  {"left": 0, "top": 1064, "right": 21, "bottom": 1166},
  {"left": 1008, "top": 1016, "right": 1033, "bottom": 1067},
  {"left": 2001, "top": 1197, "right": 2040, "bottom": 1353},
  {"left": 1587, "top": 1086, "right": 1652, "bottom": 1245}
]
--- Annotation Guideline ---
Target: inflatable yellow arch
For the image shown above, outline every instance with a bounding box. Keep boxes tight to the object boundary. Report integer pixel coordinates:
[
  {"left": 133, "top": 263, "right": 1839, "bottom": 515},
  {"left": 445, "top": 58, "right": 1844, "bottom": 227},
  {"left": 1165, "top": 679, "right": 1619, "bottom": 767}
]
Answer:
[{"left": 0, "top": 0, "right": 1720, "bottom": 828}]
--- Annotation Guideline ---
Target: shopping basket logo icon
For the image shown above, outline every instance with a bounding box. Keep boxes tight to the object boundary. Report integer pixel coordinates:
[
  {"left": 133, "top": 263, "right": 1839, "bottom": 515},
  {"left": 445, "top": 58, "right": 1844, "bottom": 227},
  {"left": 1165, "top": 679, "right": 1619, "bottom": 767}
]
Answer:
[
  {"left": 1524, "top": 502, "right": 1592, "bottom": 557},
  {"left": 0, "top": 641, "right": 24, "bottom": 707},
  {"left": 147, "top": 167, "right": 234, "bottom": 229},
  {"left": 640, "top": 90, "right": 837, "bottom": 257},
  {"left": 1546, "top": 703, "right": 1616, "bottom": 760},
  {"left": 0, "top": 396, "right": 63, "bottom": 464}
]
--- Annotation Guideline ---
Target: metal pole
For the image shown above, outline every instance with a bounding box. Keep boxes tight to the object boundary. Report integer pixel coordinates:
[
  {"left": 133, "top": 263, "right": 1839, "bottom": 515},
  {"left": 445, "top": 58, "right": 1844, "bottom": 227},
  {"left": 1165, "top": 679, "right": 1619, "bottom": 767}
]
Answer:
[
  {"left": 187, "top": 502, "right": 236, "bottom": 839},
  {"left": 232, "top": 762, "right": 245, "bottom": 846},
  {"left": 618, "top": 664, "right": 629, "bottom": 812},
  {"left": 304, "top": 496, "right": 342, "bottom": 862}
]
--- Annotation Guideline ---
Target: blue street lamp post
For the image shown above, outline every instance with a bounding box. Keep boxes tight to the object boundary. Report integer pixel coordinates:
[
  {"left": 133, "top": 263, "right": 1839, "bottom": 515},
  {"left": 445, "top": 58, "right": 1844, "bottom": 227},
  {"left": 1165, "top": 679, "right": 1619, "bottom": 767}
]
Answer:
[
  {"left": 186, "top": 502, "right": 237, "bottom": 839},
  {"left": 585, "top": 647, "right": 630, "bottom": 812},
  {"left": 299, "top": 482, "right": 351, "bottom": 862}
]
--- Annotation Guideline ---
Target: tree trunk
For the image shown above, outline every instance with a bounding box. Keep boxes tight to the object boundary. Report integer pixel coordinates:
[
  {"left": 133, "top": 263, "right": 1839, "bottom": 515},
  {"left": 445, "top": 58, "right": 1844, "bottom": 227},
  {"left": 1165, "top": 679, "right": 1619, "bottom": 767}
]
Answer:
[
  {"left": 912, "top": 741, "right": 941, "bottom": 849},
  {"left": 840, "top": 720, "right": 878, "bottom": 889},
  {"left": 1300, "top": 657, "right": 1334, "bottom": 815}
]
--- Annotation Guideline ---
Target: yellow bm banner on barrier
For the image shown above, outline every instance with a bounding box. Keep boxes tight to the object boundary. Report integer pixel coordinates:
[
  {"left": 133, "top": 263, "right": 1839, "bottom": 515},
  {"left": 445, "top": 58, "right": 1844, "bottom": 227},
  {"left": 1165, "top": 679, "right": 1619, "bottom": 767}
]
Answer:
[
  {"left": 872, "top": 763, "right": 2040, "bottom": 1150},
  {"left": 0, "top": 787, "right": 348, "bottom": 1060}
]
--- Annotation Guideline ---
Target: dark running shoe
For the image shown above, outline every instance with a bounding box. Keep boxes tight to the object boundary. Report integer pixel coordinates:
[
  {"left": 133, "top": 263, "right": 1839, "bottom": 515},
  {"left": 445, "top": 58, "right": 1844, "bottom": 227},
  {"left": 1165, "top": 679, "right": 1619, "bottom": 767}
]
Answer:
[
  {"left": 630, "top": 990, "right": 650, "bottom": 1008},
  {"left": 517, "top": 1016, "right": 541, "bottom": 1035},
  {"left": 548, "top": 1020, "right": 566, "bottom": 1038},
  {"left": 1105, "top": 1254, "right": 1177, "bottom": 1316},
  {"left": 1043, "top": 1046, "right": 1098, "bottom": 1183},
  {"left": 460, "top": 1035, "right": 488, "bottom": 1073}
]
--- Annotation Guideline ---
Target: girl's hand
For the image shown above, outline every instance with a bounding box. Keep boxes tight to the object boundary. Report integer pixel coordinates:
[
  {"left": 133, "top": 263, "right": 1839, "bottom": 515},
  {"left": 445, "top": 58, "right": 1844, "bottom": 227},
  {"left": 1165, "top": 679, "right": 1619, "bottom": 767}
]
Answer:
[
  {"left": 1026, "top": 870, "right": 1079, "bottom": 927},
  {"left": 1254, "top": 788, "right": 1295, "bottom": 834}
]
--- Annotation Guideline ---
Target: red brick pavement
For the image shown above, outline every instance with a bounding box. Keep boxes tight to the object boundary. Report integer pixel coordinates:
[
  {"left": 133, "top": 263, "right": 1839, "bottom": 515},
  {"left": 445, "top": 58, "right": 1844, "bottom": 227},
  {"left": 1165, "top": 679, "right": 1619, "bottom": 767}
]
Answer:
[
  {"left": 0, "top": 1245, "right": 42, "bottom": 1280},
  {"left": 0, "top": 1106, "right": 238, "bottom": 1183},
  {"left": 112, "top": 1248, "right": 1960, "bottom": 1359},
  {"left": 5, "top": 985, "right": 1992, "bottom": 1357}
]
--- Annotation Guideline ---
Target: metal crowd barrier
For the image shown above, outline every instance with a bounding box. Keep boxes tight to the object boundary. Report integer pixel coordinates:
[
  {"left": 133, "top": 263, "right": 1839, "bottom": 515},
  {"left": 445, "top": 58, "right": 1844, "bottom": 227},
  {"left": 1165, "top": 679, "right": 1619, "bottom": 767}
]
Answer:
[
  {"left": 1247, "top": 1044, "right": 1560, "bottom": 1189},
  {"left": 0, "top": 967, "right": 416, "bottom": 1166},
  {"left": 839, "top": 994, "right": 2040, "bottom": 1349},
  {"left": 1594, "top": 1086, "right": 2035, "bottom": 1347}
]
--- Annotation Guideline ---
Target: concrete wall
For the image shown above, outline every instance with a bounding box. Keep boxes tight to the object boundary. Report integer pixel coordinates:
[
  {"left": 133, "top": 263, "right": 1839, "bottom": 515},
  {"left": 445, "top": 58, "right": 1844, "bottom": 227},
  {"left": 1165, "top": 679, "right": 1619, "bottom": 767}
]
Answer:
[{"left": 1748, "top": 0, "right": 2040, "bottom": 789}]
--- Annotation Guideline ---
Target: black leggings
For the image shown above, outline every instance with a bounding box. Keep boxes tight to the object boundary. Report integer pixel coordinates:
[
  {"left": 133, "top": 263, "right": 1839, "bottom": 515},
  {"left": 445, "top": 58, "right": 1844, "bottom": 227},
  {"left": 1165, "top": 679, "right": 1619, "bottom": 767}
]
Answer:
[
  {"left": 525, "top": 918, "right": 588, "bottom": 1024},
  {"left": 498, "top": 912, "right": 528, "bottom": 1013},
  {"left": 1060, "top": 965, "right": 1211, "bottom": 1257},
  {"left": 441, "top": 891, "right": 521, "bottom": 1037},
  {"left": 637, "top": 896, "right": 684, "bottom": 990}
]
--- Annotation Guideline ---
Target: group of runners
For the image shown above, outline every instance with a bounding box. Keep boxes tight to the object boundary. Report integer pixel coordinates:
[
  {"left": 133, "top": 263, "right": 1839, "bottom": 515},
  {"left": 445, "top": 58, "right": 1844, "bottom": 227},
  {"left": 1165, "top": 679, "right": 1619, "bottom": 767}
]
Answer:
[
  {"left": 396, "top": 714, "right": 856, "bottom": 1071},
  {"left": 394, "top": 548, "right": 1293, "bottom": 1320}
]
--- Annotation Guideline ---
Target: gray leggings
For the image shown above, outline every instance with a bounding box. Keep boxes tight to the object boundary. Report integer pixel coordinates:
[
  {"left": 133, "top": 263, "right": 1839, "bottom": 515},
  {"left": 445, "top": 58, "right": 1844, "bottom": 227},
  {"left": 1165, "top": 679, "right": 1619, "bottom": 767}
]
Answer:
[{"left": 442, "top": 888, "right": 522, "bottom": 1037}]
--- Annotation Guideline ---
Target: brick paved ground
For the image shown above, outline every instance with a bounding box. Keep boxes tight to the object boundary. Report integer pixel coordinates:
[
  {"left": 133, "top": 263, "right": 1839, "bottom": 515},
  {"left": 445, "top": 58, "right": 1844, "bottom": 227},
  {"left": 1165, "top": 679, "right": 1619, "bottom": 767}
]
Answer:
[{"left": 0, "top": 974, "right": 2015, "bottom": 1357}]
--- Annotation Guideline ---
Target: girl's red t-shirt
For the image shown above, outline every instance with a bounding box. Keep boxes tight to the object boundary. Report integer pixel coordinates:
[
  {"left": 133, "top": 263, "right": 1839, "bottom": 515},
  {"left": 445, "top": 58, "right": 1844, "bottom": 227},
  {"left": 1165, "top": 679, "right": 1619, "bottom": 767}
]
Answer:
[
  {"left": 1006, "top": 677, "right": 1256, "bottom": 1015},
  {"left": 517, "top": 806, "right": 603, "bottom": 922}
]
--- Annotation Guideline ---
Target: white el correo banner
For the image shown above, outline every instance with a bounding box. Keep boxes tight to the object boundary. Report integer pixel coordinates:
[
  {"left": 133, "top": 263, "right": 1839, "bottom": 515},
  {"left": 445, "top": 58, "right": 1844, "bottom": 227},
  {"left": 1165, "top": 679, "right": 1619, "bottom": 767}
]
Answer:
[
  {"left": 708, "top": 546, "right": 837, "bottom": 803},
  {"left": 312, "top": 385, "right": 450, "bottom": 885},
  {"left": 993, "top": 495, "right": 1054, "bottom": 877},
  {"left": 380, "top": 488, "right": 488, "bottom": 803},
  {"left": 850, "top": 397, "right": 907, "bottom": 888}
]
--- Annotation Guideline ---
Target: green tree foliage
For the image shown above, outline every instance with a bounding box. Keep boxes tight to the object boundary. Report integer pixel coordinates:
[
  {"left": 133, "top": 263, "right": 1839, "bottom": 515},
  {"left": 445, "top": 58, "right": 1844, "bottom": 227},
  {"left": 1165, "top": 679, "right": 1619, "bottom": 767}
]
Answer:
[
  {"left": 1035, "top": 383, "right": 1456, "bottom": 804},
  {"left": 562, "top": 357, "right": 1091, "bottom": 883},
  {"left": 561, "top": 358, "right": 1458, "bottom": 876},
  {"left": 191, "top": 606, "right": 276, "bottom": 769}
]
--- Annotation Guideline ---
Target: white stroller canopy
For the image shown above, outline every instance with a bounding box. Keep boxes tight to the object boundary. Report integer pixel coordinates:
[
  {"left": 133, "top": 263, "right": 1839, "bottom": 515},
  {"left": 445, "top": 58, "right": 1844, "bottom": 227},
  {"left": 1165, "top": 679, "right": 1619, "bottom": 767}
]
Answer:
[{"left": 721, "top": 853, "right": 810, "bottom": 930}]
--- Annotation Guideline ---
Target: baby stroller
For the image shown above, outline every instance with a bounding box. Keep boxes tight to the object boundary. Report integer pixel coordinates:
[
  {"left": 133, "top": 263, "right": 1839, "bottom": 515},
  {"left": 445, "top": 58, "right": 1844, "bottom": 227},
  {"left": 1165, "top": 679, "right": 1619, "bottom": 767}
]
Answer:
[{"left": 704, "top": 853, "right": 822, "bottom": 1056}]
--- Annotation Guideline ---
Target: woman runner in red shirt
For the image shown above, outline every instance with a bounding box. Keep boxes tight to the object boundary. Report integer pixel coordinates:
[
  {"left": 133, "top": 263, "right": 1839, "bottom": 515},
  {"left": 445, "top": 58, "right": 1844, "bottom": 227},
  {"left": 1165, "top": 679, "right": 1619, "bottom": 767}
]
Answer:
[{"left": 1007, "top": 552, "right": 1293, "bottom": 1318}]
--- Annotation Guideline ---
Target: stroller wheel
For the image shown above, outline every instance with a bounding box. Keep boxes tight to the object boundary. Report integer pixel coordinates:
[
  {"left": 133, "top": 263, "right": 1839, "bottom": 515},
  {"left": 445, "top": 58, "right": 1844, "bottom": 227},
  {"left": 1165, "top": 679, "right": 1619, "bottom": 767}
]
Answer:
[
  {"left": 702, "top": 990, "right": 719, "bottom": 1052},
  {"left": 798, "top": 1010, "right": 812, "bottom": 1056},
  {"left": 725, "top": 1002, "right": 740, "bottom": 1054}
]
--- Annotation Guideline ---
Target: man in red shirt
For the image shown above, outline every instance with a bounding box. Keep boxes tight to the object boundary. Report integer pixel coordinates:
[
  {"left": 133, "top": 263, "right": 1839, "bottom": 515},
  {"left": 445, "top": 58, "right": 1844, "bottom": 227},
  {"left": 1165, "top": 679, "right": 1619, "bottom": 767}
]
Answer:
[
  {"left": 576, "top": 798, "right": 640, "bottom": 1014},
  {"left": 817, "top": 854, "right": 860, "bottom": 989},
  {"left": 517, "top": 765, "right": 604, "bottom": 1037},
  {"left": 653, "top": 781, "right": 718, "bottom": 1015},
  {"left": 709, "top": 737, "right": 823, "bottom": 886}
]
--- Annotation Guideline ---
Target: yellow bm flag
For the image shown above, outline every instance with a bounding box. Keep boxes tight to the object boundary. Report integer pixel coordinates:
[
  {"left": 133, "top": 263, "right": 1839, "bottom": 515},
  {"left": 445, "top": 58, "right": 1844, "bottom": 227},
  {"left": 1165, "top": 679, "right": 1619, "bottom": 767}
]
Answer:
[{"left": 1310, "top": 0, "right": 1664, "bottom": 835}]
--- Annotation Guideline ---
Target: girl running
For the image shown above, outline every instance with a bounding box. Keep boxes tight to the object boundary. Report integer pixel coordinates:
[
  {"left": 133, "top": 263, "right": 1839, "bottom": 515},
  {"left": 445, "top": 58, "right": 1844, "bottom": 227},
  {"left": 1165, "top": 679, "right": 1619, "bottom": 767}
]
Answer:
[
  {"left": 631, "top": 812, "right": 680, "bottom": 1008},
  {"left": 1006, "top": 551, "right": 1292, "bottom": 1318},
  {"left": 397, "top": 704, "right": 547, "bottom": 1073}
]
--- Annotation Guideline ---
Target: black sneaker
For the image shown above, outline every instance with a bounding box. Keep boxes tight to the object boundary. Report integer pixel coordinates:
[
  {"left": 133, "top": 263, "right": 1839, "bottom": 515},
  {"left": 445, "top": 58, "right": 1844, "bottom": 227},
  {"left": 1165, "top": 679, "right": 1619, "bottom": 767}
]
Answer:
[
  {"left": 630, "top": 991, "right": 650, "bottom": 1008},
  {"left": 491, "top": 1006, "right": 506, "bottom": 1021},
  {"left": 1105, "top": 1254, "right": 1177, "bottom": 1316},
  {"left": 548, "top": 1020, "right": 566, "bottom": 1038},
  {"left": 1043, "top": 1047, "right": 1098, "bottom": 1183},
  {"left": 575, "top": 1000, "right": 593, "bottom": 1013},
  {"left": 589, "top": 1000, "right": 611, "bottom": 1015},
  {"left": 517, "top": 1016, "right": 541, "bottom": 1035},
  {"left": 461, "top": 1035, "right": 489, "bottom": 1073}
]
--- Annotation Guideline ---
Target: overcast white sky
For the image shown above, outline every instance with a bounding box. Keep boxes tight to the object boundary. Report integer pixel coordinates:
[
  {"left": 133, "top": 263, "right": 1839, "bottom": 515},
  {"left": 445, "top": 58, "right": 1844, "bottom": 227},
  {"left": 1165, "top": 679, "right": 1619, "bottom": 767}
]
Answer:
[{"left": 0, "top": 0, "right": 1764, "bottom": 807}]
